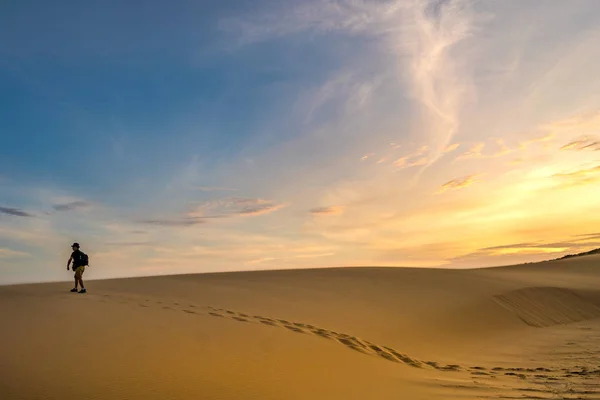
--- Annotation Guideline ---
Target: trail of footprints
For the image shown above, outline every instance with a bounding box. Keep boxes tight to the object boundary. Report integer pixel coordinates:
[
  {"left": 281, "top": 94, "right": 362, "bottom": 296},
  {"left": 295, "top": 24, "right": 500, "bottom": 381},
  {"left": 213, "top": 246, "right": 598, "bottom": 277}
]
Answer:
[{"left": 88, "top": 293, "right": 600, "bottom": 387}]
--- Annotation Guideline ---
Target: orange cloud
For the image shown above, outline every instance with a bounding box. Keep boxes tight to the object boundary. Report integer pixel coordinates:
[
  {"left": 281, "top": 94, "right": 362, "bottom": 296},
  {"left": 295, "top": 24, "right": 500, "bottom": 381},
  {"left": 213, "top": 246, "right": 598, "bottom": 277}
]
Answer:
[
  {"left": 443, "top": 143, "right": 460, "bottom": 153},
  {"left": 188, "top": 197, "right": 286, "bottom": 217},
  {"left": 394, "top": 157, "right": 419, "bottom": 168},
  {"left": 360, "top": 152, "right": 375, "bottom": 161},
  {"left": 139, "top": 217, "right": 209, "bottom": 227},
  {"left": 394, "top": 156, "right": 428, "bottom": 170},
  {"left": 229, "top": 198, "right": 286, "bottom": 216},
  {"left": 248, "top": 257, "right": 278, "bottom": 264},
  {"left": 393, "top": 156, "right": 408, "bottom": 167},
  {"left": 492, "top": 139, "right": 512, "bottom": 156},
  {"left": 552, "top": 164, "right": 600, "bottom": 187},
  {"left": 414, "top": 145, "right": 429, "bottom": 156},
  {"left": 456, "top": 142, "right": 484, "bottom": 160},
  {"left": 409, "top": 157, "right": 428, "bottom": 167},
  {"left": 542, "top": 109, "right": 600, "bottom": 134},
  {"left": 141, "top": 197, "right": 287, "bottom": 226},
  {"left": 453, "top": 138, "right": 517, "bottom": 161},
  {"left": 436, "top": 174, "right": 481, "bottom": 194},
  {"left": 510, "top": 157, "right": 525, "bottom": 165},
  {"left": 518, "top": 133, "right": 555, "bottom": 150},
  {"left": 310, "top": 205, "right": 345, "bottom": 216},
  {"left": 392, "top": 145, "right": 430, "bottom": 169},
  {"left": 560, "top": 135, "right": 600, "bottom": 151}
]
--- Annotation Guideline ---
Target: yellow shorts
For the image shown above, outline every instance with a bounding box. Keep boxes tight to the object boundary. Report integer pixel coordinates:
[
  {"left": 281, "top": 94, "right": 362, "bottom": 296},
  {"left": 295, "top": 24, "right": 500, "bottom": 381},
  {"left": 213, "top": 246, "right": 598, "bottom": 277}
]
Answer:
[{"left": 74, "top": 266, "right": 85, "bottom": 278}]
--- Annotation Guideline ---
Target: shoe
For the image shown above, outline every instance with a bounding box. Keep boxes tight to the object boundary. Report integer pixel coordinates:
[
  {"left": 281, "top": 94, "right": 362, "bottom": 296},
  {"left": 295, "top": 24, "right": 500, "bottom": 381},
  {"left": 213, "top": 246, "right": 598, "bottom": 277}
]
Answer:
[
  {"left": 70, "top": 288, "right": 78, "bottom": 292},
  {"left": 78, "top": 289, "right": 87, "bottom": 294}
]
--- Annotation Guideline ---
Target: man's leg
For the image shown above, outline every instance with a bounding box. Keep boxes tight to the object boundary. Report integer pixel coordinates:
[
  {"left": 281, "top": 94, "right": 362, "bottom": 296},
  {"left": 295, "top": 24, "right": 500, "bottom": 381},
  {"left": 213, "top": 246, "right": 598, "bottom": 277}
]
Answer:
[
  {"left": 76, "top": 267, "right": 86, "bottom": 292},
  {"left": 73, "top": 274, "right": 78, "bottom": 289}
]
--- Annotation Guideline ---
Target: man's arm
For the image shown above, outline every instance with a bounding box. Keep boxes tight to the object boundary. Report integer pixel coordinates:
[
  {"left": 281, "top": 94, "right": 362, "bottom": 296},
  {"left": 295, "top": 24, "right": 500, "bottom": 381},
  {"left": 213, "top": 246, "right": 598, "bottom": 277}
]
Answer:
[{"left": 67, "top": 256, "right": 72, "bottom": 270}]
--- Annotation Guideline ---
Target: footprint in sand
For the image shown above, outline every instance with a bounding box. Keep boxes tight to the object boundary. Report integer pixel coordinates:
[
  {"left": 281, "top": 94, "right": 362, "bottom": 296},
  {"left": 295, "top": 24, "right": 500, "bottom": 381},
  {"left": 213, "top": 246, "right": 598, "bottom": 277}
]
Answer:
[
  {"left": 311, "top": 329, "right": 333, "bottom": 339},
  {"left": 92, "top": 296, "right": 568, "bottom": 382},
  {"left": 283, "top": 325, "right": 306, "bottom": 334},
  {"left": 505, "top": 372, "right": 527, "bottom": 379},
  {"left": 470, "top": 366, "right": 486, "bottom": 371},
  {"left": 209, "top": 312, "right": 224, "bottom": 318}
]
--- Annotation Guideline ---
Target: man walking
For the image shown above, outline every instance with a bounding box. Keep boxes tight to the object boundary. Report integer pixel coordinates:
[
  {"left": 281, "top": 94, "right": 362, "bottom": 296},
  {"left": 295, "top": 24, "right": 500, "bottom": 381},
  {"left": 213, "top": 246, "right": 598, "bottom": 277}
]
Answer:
[{"left": 67, "top": 242, "right": 88, "bottom": 293}]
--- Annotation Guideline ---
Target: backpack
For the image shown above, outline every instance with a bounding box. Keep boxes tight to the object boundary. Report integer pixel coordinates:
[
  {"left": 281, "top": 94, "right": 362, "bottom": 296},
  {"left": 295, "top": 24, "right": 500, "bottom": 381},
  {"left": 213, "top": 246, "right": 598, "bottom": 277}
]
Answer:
[{"left": 80, "top": 252, "right": 89, "bottom": 266}]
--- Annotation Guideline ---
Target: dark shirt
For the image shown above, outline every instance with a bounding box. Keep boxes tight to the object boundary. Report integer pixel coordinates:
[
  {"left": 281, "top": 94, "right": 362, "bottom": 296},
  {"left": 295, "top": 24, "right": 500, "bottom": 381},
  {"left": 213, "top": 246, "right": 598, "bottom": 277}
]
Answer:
[{"left": 71, "top": 250, "right": 84, "bottom": 268}]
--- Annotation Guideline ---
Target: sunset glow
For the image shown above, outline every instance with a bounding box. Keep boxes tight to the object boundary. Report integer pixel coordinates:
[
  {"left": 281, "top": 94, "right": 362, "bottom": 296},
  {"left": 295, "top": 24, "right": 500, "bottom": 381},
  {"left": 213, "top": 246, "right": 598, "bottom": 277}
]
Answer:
[{"left": 2, "top": 1, "right": 600, "bottom": 284}]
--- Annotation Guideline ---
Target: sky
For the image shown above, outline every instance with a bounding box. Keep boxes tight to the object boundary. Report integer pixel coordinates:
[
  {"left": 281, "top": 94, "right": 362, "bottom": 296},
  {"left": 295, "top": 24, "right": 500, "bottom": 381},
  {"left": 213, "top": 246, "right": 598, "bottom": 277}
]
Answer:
[{"left": 2, "top": 0, "right": 600, "bottom": 284}]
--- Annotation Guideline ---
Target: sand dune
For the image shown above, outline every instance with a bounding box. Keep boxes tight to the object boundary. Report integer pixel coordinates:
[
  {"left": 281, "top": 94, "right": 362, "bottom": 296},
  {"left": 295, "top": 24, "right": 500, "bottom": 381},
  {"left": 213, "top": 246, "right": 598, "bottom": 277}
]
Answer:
[
  {"left": 1, "top": 256, "right": 599, "bottom": 399},
  {"left": 493, "top": 286, "right": 600, "bottom": 327}
]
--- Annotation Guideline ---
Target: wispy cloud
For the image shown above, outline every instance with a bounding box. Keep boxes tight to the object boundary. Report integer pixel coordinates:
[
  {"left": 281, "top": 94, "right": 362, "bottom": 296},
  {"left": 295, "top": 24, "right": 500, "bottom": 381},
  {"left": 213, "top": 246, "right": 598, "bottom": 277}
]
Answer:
[
  {"left": 518, "top": 133, "right": 555, "bottom": 150},
  {"left": 443, "top": 143, "right": 460, "bottom": 153},
  {"left": 236, "top": 199, "right": 286, "bottom": 216},
  {"left": 52, "top": 200, "right": 91, "bottom": 212},
  {"left": 136, "top": 197, "right": 286, "bottom": 229},
  {"left": 456, "top": 142, "right": 484, "bottom": 160},
  {"left": 572, "top": 232, "right": 600, "bottom": 239},
  {"left": 309, "top": 205, "right": 345, "bottom": 216},
  {"left": 542, "top": 109, "right": 600, "bottom": 136},
  {"left": 104, "top": 241, "right": 155, "bottom": 247},
  {"left": 454, "top": 138, "right": 515, "bottom": 160},
  {"left": 0, "top": 248, "right": 30, "bottom": 258},
  {"left": 361, "top": 152, "right": 375, "bottom": 161},
  {"left": 224, "top": 0, "right": 481, "bottom": 173},
  {"left": 138, "top": 218, "right": 209, "bottom": 227},
  {"left": 436, "top": 174, "right": 480, "bottom": 194},
  {"left": 247, "top": 257, "right": 278, "bottom": 265},
  {"left": 0, "top": 206, "right": 33, "bottom": 217},
  {"left": 402, "top": 0, "right": 479, "bottom": 172},
  {"left": 552, "top": 164, "right": 600, "bottom": 188},
  {"left": 492, "top": 138, "right": 512, "bottom": 157},
  {"left": 297, "top": 70, "right": 382, "bottom": 122},
  {"left": 196, "top": 186, "right": 238, "bottom": 192},
  {"left": 560, "top": 135, "right": 600, "bottom": 151},
  {"left": 188, "top": 197, "right": 286, "bottom": 218},
  {"left": 394, "top": 145, "right": 430, "bottom": 169},
  {"left": 455, "top": 235, "right": 600, "bottom": 261}
]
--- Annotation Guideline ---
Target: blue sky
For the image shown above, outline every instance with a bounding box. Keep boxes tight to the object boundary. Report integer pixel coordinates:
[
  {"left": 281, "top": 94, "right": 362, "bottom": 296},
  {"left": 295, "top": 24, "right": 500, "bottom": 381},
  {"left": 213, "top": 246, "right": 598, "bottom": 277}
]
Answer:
[{"left": 3, "top": 0, "right": 600, "bottom": 284}]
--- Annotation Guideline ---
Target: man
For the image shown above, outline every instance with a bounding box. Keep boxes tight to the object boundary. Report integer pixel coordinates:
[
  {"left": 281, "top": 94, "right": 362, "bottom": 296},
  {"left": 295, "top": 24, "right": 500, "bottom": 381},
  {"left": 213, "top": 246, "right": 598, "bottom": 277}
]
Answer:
[{"left": 67, "top": 242, "right": 88, "bottom": 293}]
